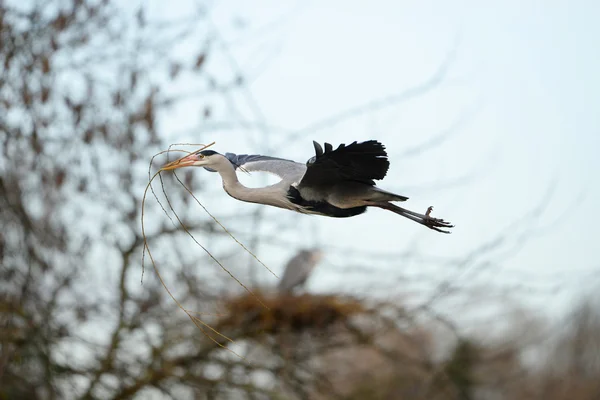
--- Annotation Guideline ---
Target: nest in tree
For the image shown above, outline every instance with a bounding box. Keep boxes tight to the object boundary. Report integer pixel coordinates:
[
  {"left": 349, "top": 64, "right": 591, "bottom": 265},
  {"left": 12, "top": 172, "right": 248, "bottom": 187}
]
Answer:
[{"left": 216, "top": 292, "right": 365, "bottom": 335}]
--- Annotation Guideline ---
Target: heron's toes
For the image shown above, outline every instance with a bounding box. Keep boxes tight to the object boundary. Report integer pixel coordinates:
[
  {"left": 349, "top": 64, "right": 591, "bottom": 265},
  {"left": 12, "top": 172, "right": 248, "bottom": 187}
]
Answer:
[{"left": 423, "top": 213, "right": 454, "bottom": 234}]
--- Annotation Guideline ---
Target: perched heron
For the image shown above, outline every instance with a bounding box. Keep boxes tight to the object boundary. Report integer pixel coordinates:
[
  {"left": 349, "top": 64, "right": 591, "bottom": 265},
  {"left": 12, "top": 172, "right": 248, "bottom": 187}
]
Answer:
[
  {"left": 278, "top": 249, "right": 324, "bottom": 294},
  {"left": 162, "top": 140, "right": 453, "bottom": 233}
]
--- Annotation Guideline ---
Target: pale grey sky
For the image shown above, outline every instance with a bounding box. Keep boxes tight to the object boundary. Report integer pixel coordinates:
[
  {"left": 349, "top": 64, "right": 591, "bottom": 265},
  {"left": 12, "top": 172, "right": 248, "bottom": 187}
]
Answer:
[{"left": 144, "top": 0, "right": 600, "bottom": 314}]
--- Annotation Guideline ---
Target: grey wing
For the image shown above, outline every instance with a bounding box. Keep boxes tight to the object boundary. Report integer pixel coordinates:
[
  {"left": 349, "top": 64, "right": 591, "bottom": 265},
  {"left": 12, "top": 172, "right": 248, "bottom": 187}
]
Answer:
[{"left": 225, "top": 153, "right": 307, "bottom": 185}]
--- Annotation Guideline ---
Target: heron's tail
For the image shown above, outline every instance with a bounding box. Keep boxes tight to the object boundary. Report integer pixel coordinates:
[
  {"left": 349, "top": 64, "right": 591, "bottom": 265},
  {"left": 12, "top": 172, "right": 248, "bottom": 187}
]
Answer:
[{"left": 368, "top": 202, "right": 454, "bottom": 233}]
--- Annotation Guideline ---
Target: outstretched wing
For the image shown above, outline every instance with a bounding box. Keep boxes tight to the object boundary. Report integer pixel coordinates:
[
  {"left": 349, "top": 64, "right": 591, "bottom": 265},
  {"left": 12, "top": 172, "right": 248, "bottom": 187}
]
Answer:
[
  {"left": 224, "top": 153, "right": 307, "bottom": 184},
  {"left": 298, "top": 140, "right": 390, "bottom": 188}
]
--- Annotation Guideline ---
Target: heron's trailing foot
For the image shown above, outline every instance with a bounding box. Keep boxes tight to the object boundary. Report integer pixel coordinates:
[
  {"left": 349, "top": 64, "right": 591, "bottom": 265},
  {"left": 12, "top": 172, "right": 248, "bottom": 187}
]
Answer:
[
  {"left": 420, "top": 205, "right": 453, "bottom": 233},
  {"left": 422, "top": 214, "right": 453, "bottom": 234},
  {"left": 368, "top": 202, "right": 454, "bottom": 234}
]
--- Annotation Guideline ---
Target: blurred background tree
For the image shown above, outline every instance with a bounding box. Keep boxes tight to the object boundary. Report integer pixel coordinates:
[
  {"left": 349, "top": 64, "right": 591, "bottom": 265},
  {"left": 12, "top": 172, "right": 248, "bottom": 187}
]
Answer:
[{"left": 0, "top": 0, "right": 225, "bottom": 397}]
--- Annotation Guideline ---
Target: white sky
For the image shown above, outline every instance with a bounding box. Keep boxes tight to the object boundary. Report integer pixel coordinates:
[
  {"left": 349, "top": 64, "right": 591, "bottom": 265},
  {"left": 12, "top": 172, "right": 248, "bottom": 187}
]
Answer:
[{"left": 142, "top": 0, "right": 600, "bottom": 317}]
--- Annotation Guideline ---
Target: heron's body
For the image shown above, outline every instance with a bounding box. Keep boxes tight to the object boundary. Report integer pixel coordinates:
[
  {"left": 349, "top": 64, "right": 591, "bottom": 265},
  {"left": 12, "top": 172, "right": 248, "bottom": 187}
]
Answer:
[{"left": 162, "top": 140, "right": 453, "bottom": 233}]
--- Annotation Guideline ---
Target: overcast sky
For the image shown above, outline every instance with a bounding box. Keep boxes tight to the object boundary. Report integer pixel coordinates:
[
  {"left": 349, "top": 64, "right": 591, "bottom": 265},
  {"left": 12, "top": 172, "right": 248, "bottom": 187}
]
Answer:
[{"left": 141, "top": 0, "right": 600, "bottom": 316}]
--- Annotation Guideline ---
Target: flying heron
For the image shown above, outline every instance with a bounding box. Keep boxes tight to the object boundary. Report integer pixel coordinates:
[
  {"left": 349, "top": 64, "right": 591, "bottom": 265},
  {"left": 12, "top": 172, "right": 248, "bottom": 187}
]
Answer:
[
  {"left": 162, "top": 140, "right": 454, "bottom": 233},
  {"left": 278, "top": 249, "right": 324, "bottom": 294}
]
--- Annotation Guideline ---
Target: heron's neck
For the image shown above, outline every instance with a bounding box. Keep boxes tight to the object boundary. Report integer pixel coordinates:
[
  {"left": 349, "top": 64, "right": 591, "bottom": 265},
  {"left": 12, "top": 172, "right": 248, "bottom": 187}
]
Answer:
[
  {"left": 216, "top": 162, "right": 243, "bottom": 191},
  {"left": 215, "top": 160, "right": 283, "bottom": 206},
  {"left": 215, "top": 162, "right": 256, "bottom": 202}
]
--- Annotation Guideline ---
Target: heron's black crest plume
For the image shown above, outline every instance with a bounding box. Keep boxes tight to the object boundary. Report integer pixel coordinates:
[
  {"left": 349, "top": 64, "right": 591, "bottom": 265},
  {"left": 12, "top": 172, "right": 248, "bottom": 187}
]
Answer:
[
  {"left": 197, "top": 149, "right": 219, "bottom": 156},
  {"left": 195, "top": 150, "right": 221, "bottom": 172}
]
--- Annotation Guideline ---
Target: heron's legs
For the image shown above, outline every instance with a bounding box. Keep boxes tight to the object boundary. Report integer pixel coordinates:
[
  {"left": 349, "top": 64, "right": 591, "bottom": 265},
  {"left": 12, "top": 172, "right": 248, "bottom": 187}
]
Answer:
[
  {"left": 394, "top": 205, "right": 437, "bottom": 220},
  {"left": 366, "top": 202, "right": 454, "bottom": 233}
]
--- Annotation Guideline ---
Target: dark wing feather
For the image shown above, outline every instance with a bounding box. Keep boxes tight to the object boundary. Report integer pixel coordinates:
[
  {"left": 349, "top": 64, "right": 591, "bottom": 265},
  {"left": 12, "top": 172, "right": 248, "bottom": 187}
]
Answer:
[
  {"left": 298, "top": 140, "right": 390, "bottom": 188},
  {"left": 313, "top": 142, "right": 324, "bottom": 157}
]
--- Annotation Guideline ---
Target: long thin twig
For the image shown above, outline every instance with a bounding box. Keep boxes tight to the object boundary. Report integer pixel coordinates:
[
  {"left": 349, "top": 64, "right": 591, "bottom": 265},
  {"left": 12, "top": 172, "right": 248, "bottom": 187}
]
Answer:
[
  {"left": 160, "top": 142, "right": 277, "bottom": 278},
  {"left": 172, "top": 172, "right": 279, "bottom": 279},
  {"left": 142, "top": 167, "right": 246, "bottom": 358},
  {"left": 154, "top": 168, "right": 270, "bottom": 310},
  {"left": 139, "top": 141, "right": 290, "bottom": 363}
]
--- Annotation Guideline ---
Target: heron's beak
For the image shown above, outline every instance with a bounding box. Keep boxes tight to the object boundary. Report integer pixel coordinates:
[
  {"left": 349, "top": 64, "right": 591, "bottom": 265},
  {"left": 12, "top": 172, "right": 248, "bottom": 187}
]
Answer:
[{"left": 161, "top": 154, "right": 199, "bottom": 171}]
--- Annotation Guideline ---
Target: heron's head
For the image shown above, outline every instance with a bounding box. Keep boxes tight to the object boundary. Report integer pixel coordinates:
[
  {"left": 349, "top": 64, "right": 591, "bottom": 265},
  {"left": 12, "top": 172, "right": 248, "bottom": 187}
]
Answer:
[
  {"left": 298, "top": 249, "right": 324, "bottom": 265},
  {"left": 161, "top": 150, "right": 224, "bottom": 172},
  {"left": 309, "top": 249, "right": 324, "bottom": 264}
]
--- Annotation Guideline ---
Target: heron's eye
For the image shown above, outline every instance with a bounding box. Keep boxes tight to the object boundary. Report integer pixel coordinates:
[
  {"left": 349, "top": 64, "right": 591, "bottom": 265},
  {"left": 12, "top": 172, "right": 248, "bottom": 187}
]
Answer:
[{"left": 198, "top": 154, "right": 205, "bottom": 159}]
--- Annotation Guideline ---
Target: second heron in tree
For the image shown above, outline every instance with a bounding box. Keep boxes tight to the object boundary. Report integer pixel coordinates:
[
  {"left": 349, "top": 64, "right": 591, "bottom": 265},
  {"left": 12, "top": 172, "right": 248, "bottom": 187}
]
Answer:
[
  {"left": 278, "top": 249, "right": 324, "bottom": 294},
  {"left": 162, "top": 140, "right": 454, "bottom": 233}
]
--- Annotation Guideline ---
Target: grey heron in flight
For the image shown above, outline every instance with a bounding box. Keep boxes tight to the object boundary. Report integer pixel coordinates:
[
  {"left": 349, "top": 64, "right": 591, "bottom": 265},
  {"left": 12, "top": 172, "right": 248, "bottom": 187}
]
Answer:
[
  {"left": 278, "top": 249, "right": 324, "bottom": 294},
  {"left": 162, "top": 140, "right": 454, "bottom": 233}
]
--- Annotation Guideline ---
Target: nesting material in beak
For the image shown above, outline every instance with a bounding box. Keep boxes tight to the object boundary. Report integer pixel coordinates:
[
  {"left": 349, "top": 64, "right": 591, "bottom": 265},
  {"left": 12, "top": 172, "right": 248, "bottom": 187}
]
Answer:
[
  {"left": 160, "top": 141, "right": 215, "bottom": 171},
  {"left": 161, "top": 154, "right": 199, "bottom": 171}
]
